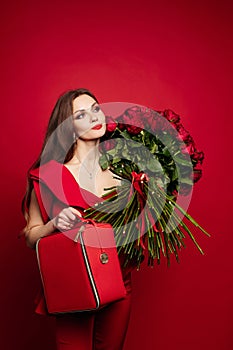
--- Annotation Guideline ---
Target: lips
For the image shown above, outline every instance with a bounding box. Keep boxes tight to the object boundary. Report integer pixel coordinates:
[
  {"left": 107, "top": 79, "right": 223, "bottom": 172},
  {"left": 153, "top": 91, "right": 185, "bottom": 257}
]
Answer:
[{"left": 92, "top": 124, "right": 102, "bottom": 130}]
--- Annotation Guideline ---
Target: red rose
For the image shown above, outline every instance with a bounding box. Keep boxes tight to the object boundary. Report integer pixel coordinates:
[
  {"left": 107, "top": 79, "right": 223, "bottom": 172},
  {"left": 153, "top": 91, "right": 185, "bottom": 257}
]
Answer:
[
  {"left": 105, "top": 116, "right": 117, "bottom": 133},
  {"left": 124, "top": 106, "right": 148, "bottom": 122},
  {"left": 99, "top": 138, "right": 117, "bottom": 152},
  {"left": 146, "top": 111, "right": 161, "bottom": 132},
  {"left": 155, "top": 110, "right": 180, "bottom": 135},
  {"left": 182, "top": 143, "right": 195, "bottom": 156},
  {"left": 182, "top": 143, "right": 195, "bottom": 158},
  {"left": 106, "top": 122, "right": 117, "bottom": 133},
  {"left": 191, "top": 151, "right": 204, "bottom": 164},
  {"left": 118, "top": 122, "right": 126, "bottom": 131},
  {"left": 192, "top": 169, "right": 202, "bottom": 183},
  {"left": 118, "top": 108, "right": 144, "bottom": 135},
  {"left": 177, "top": 125, "right": 193, "bottom": 144},
  {"left": 148, "top": 115, "right": 158, "bottom": 132},
  {"left": 116, "top": 114, "right": 128, "bottom": 131},
  {"left": 163, "top": 109, "right": 181, "bottom": 124},
  {"left": 125, "top": 124, "right": 143, "bottom": 135}
]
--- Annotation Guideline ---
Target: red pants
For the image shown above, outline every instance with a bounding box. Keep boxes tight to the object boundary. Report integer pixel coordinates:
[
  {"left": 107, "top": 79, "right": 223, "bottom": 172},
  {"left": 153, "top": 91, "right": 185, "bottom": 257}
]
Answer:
[{"left": 55, "top": 273, "right": 132, "bottom": 350}]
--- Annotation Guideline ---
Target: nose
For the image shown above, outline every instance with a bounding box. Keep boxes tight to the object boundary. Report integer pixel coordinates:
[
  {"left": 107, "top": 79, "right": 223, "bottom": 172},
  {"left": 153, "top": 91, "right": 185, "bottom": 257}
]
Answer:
[{"left": 89, "top": 111, "right": 98, "bottom": 123}]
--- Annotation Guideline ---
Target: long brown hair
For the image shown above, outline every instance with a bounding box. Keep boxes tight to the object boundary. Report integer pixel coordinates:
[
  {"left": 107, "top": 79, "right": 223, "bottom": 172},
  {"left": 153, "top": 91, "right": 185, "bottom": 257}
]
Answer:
[{"left": 21, "top": 88, "right": 99, "bottom": 215}]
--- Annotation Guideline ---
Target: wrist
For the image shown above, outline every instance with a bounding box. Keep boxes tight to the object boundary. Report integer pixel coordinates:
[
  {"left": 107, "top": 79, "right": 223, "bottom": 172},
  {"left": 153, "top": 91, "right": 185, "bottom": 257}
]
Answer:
[
  {"left": 50, "top": 217, "right": 57, "bottom": 231},
  {"left": 43, "top": 218, "right": 57, "bottom": 236}
]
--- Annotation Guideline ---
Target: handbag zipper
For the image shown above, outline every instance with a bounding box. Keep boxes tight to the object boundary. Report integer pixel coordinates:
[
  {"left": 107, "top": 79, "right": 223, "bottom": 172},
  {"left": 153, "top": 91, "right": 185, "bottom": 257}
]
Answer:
[{"left": 80, "top": 233, "right": 100, "bottom": 309}]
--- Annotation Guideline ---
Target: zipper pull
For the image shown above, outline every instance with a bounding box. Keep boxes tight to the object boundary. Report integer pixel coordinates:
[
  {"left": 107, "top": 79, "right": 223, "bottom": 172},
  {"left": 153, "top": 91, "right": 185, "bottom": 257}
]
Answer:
[{"left": 74, "top": 225, "right": 85, "bottom": 243}]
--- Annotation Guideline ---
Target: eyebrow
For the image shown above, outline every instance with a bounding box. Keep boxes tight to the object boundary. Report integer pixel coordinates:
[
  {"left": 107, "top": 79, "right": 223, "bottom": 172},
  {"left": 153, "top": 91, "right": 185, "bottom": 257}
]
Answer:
[{"left": 73, "top": 101, "right": 97, "bottom": 114}]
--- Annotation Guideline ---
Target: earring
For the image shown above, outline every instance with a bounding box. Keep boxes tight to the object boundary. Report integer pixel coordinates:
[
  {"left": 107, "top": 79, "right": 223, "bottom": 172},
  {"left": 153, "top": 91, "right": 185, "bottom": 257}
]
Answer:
[{"left": 73, "top": 132, "right": 77, "bottom": 142}]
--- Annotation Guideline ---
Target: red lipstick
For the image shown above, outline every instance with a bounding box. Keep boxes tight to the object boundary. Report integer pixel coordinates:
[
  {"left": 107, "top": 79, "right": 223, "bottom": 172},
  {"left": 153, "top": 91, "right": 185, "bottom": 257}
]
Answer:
[{"left": 92, "top": 124, "right": 102, "bottom": 130}]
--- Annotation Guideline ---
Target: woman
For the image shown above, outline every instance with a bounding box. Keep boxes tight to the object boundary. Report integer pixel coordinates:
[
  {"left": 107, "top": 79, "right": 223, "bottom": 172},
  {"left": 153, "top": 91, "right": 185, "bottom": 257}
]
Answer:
[{"left": 22, "top": 88, "right": 134, "bottom": 350}]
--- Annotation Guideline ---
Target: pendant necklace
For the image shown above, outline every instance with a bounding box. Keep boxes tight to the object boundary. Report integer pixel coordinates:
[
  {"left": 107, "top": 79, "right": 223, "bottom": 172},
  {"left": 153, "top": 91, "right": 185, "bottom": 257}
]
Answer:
[{"left": 76, "top": 153, "right": 98, "bottom": 180}]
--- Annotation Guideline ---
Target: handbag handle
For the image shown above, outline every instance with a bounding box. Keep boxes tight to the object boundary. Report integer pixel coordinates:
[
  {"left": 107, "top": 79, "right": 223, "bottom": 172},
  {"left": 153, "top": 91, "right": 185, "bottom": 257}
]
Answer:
[
  {"left": 73, "top": 216, "right": 97, "bottom": 243},
  {"left": 73, "top": 215, "right": 113, "bottom": 264}
]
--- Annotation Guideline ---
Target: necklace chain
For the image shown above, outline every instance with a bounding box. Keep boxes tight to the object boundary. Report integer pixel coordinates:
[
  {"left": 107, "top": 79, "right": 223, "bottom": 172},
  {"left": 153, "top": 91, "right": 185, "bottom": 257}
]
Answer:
[{"left": 75, "top": 152, "right": 99, "bottom": 180}]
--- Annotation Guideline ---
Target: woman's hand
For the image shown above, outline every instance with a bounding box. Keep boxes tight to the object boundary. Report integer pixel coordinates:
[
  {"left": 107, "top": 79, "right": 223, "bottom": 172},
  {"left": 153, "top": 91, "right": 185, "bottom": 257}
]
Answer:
[
  {"left": 24, "top": 190, "right": 83, "bottom": 249},
  {"left": 52, "top": 207, "right": 82, "bottom": 231}
]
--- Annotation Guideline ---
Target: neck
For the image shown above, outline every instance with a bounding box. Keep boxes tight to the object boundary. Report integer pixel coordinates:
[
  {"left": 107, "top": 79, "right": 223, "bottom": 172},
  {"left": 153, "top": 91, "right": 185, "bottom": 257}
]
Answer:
[{"left": 74, "top": 138, "right": 100, "bottom": 163}]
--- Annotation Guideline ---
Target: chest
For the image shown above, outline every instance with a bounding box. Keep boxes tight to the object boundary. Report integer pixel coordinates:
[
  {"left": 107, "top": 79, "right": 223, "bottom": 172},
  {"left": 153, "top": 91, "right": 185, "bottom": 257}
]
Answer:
[{"left": 64, "top": 164, "right": 121, "bottom": 198}]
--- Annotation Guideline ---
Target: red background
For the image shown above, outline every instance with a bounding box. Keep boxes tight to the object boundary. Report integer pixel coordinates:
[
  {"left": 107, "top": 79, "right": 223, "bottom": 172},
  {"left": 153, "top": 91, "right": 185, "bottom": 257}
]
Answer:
[{"left": 1, "top": 0, "right": 232, "bottom": 349}]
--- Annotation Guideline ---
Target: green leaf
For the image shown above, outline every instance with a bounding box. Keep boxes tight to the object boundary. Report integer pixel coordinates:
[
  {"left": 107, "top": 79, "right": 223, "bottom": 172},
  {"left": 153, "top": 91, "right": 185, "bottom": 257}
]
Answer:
[
  {"left": 179, "top": 177, "right": 193, "bottom": 185},
  {"left": 99, "top": 155, "right": 109, "bottom": 170},
  {"left": 174, "top": 155, "right": 191, "bottom": 166}
]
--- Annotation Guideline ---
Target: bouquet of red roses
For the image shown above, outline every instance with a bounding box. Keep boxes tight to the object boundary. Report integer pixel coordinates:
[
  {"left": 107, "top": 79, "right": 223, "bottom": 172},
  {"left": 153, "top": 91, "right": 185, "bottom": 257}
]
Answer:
[{"left": 84, "top": 105, "right": 209, "bottom": 268}]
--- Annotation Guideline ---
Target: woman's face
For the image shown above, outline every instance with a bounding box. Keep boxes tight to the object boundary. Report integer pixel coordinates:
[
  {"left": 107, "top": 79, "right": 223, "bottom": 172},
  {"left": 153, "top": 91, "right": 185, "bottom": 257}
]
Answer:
[{"left": 72, "top": 94, "right": 106, "bottom": 140}]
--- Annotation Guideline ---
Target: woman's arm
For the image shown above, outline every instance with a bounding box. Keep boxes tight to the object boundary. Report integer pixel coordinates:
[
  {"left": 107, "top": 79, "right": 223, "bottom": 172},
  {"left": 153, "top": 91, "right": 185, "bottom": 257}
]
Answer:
[
  {"left": 24, "top": 189, "right": 56, "bottom": 249},
  {"left": 24, "top": 189, "right": 81, "bottom": 249}
]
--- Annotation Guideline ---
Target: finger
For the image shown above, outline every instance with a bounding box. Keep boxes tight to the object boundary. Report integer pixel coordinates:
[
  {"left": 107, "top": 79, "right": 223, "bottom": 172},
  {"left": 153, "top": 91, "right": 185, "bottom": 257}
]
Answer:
[
  {"left": 58, "top": 209, "right": 75, "bottom": 223},
  {"left": 59, "top": 220, "right": 74, "bottom": 230},
  {"left": 69, "top": 207, "right": 82, "bottom": 218},
  {"left": 56, "top": 216, "right": 71, "bottom": 226},
  {"left": 52, "top": 216, "right": 73, "bottom": 231},
  {"left": 62, "top": 207, "right": 78, "bottom": 221},
  {"left": 59, "top": 223, "right": 71, "bottom": 230}
]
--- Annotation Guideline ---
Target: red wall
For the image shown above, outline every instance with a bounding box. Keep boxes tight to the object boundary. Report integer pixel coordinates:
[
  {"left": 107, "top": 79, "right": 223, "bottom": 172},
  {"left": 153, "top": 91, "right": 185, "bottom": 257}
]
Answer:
[{"left": 1, "top": 1, "right": 232, "bottom": 349}]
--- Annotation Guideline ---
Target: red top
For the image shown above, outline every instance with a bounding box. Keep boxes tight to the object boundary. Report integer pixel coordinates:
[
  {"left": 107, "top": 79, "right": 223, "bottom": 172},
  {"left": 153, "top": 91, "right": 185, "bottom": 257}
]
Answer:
[{"left": 28, "top": 160, "right": 135, "bottom": 315}]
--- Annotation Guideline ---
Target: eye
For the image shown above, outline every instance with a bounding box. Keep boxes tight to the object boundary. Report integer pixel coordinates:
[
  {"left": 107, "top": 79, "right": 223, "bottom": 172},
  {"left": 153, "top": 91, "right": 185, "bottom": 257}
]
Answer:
[
  {"left": 74, "top": 112, "right": 86, "bottom": 120},
  {"left": 93, "top": 105, "right": 101, "bottom": 113}
]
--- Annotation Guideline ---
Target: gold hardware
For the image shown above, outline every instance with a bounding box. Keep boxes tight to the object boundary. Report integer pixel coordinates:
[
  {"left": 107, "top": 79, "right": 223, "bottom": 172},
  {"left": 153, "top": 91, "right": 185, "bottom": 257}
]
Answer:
[
  {"left": 74, "top": 225, "right": 85, "bottom": 243},
  {"left": 100, "top": 252, "right": 109, "bottom": 264}
]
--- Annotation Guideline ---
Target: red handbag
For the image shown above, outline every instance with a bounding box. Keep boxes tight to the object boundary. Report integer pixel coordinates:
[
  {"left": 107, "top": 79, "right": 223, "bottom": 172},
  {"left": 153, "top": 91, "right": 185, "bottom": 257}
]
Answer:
[{"left": 36, "top": 219, "right": 126, "bottom": 314}]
